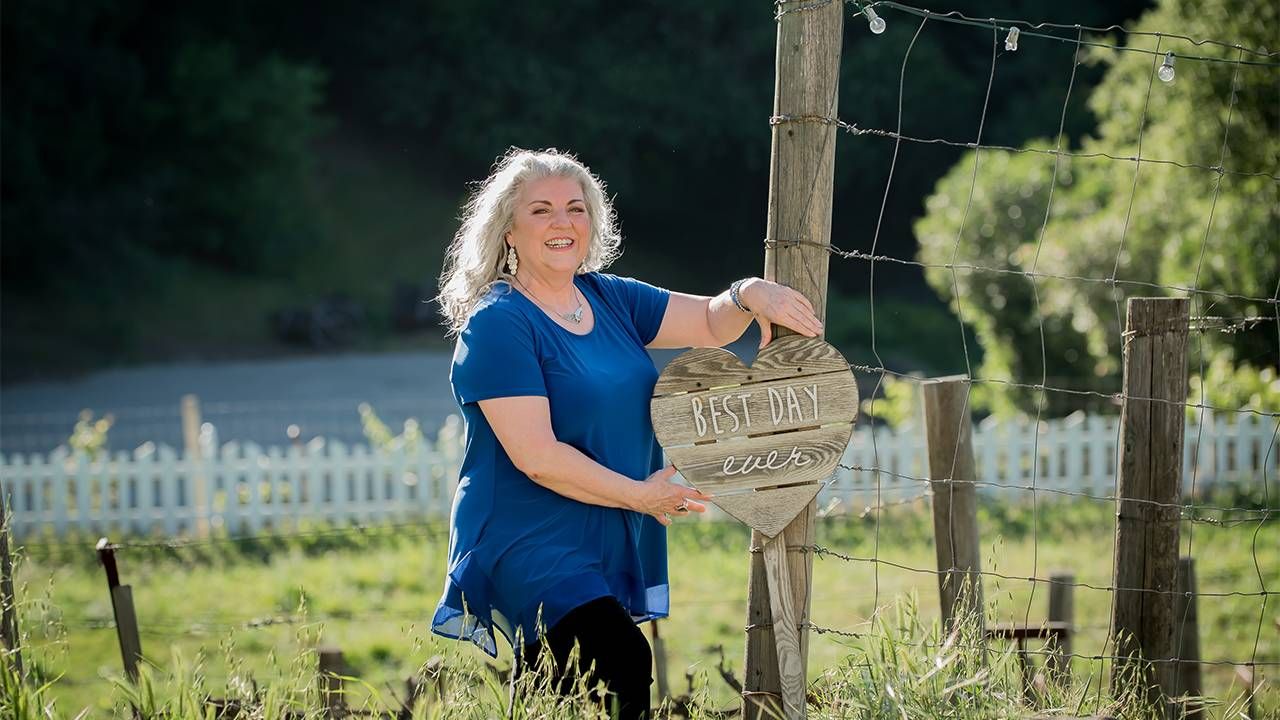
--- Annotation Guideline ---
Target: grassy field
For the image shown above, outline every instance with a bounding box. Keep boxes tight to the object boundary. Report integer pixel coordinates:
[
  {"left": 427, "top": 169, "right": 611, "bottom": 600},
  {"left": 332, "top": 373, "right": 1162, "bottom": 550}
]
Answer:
[{"left": 8, "top": 498, "right": 1277, "bottom": 718}]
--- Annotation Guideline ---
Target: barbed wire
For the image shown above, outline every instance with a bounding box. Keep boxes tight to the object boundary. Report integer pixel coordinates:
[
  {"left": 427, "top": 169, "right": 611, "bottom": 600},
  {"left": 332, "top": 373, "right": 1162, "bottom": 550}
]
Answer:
[
  {"left": 767, "top": 238, "right": 1280, "bottom": 313},
  {"left": 769, "top": 117, "right": 1280, "bottom": 183},
  {"left": 833, "top": 462, "right": 1278, "bottom": 519},
  {"left": 843, "top": 360, "right": 1280, "bottom": 418},
  {"left": 777, "top": 0, "right": 1280, "bottom": 64},
  {"left": 16, "top": 520, "right": 450, "bottom": 553},
  {"left": 804, "top": 622, "right": 1280, "bottom": 668},
  {"left": 805, "top": 544, "right": 1272, "bottom": 599},
  {"left": 868, "top": 1, "right": 1280, "bottom": 67}
]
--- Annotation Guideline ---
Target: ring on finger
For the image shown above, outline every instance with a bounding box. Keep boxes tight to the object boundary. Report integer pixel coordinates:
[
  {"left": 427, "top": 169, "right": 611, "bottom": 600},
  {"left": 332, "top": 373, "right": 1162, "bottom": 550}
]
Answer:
[{"left": 675, "top": 498, "right": 689, "bottom": 513}]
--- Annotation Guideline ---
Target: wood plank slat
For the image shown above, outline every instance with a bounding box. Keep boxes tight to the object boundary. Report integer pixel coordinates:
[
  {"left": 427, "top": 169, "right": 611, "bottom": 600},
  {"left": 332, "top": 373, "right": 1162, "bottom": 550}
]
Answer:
[
  {"left": 653, "top": 336, "right": 851, "bottom": 396},
  {"left": 715, "top": 483, "right": 822, "bottom": 539},
  {"left": 762, "top": 537, "right": 805, "bottom": 719},
  {"left": 652, "top": 369, "right": 857, "bottom": 447},
  {"left": 663, "top": 424, "right": 853, "bottom": 495}
]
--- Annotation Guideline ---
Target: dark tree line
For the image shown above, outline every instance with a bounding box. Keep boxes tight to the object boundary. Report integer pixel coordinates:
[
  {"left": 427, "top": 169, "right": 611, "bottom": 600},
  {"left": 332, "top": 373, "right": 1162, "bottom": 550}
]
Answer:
[{"left": 3, "top": 0, "right": 1153, "bottom": 376}]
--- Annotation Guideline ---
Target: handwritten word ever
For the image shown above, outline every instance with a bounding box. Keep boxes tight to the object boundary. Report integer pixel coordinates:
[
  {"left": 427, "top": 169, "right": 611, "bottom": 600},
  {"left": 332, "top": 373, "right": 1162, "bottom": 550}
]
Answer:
[
  {"left": 722, "top": 446, "right": 814, "bottom": 476},
  {"left": 690, "top": 383, "right": 819, "bottom": 438}
]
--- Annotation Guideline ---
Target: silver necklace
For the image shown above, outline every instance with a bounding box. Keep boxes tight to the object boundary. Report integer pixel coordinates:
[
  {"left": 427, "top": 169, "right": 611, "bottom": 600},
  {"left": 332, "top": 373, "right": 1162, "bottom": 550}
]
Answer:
[{"left": 514, "top": 276, "right": 585, "bottom": 324}]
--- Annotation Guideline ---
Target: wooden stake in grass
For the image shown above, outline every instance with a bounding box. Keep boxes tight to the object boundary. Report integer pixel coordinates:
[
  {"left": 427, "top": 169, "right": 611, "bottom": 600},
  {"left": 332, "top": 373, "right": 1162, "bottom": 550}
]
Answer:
[
  {"left": 921, "top": 376, "right": 985, "bottom": 637},
  {"left": 743, "top": 1, "right": 843, "bottom": 717},
  {"left": 1110, "top": 297, "right": 1189, "bottom": 713},
  {"left": 319, "top": 647, "right": 345, "bottom": 718},
  {"left": 650, "top": 620, "right": 669, "bottom": 702},
  {"left": 96, "top": 537, "right": 142, "bottom": 683},
  {"left": 1046, "top": 571, "right": 1074, "bottom": 684}
]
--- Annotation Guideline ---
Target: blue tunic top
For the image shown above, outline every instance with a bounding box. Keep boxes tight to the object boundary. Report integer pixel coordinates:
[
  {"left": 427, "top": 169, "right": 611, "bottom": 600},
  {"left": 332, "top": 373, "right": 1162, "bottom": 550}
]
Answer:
[{"left": 431, "top": 272, "right": 672, "bottom": 656}]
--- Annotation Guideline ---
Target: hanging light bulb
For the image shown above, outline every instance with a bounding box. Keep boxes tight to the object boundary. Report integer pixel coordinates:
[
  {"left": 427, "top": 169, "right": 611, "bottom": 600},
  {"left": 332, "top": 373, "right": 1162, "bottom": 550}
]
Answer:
[
  {"left": 1157, "top": 52, "right": 1176, "bottom": 82},
  {"left": 1004, "top": 27, "right": 1020, "bottom": 52},
  {"left": 864, "top": 7, "right": 886, "bottom": 34}
]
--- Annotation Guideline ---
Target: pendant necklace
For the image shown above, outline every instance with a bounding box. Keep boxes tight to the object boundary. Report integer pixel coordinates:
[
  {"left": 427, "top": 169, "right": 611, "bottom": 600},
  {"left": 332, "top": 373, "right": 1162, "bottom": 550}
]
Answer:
[{"left": 514, "top": 275, "right": 585, "bottom": 324}]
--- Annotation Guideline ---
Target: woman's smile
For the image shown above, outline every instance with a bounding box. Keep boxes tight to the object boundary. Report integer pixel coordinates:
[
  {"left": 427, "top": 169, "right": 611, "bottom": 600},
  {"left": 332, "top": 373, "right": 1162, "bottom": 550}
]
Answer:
[{"left": 510, "top": 175, "right": 592, "bottom": 277}]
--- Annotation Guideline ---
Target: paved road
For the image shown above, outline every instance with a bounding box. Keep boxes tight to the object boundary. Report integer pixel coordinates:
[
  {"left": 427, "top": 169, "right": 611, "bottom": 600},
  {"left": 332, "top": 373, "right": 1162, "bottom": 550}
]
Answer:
[{"left": 0, "top": 335, "right": 763, "bottom": 456}]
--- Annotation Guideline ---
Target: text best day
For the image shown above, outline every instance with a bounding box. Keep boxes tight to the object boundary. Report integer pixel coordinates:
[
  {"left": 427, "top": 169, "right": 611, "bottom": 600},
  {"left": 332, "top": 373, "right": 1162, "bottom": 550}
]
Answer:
[{"left": 689, "top": 383, "right": 819, "bottom": 438}]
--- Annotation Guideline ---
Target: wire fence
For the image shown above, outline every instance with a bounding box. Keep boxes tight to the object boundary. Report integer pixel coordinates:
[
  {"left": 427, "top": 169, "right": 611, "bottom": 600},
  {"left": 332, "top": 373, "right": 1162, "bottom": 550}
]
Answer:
[{"left": 766, "top": 0, "right": 1278, "bottom": 711}]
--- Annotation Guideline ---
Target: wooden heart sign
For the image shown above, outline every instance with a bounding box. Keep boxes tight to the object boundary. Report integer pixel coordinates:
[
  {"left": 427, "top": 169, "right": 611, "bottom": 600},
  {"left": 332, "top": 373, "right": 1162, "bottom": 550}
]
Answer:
[{"left": 651, "top": 336, "right": 859, "bottom": 537}]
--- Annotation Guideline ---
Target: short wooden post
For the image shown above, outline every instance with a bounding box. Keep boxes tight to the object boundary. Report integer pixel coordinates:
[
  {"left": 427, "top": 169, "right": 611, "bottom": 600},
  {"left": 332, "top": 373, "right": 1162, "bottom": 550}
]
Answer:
[
  {"left": 742, "top": 1, "right": 843, "bottom": 718},
  {"left": 1110, "top": 297, "right": 1189, "bottom": 712},
  {"left": 1235, "top": 665, "right": 1254, "bottom": 719},
  {"left": 419, "top": 654, "right": 444, "bottom": 709},
  {"left": 0, "top": 482, "right": 22, "bottom": 678},
  {"left": 1173, "top": 557, "right": 1201, "bottom": 717},
  {"left": 181, "top": 394, "right": 210, "bottom": 538},
  {"left": 318, "top": 647, "right": 344, "bottom": 718},
  {"left": 650, "top": 620, "right": 670, "bottom": 701},
  {"left": 1046, "top": 572, "right": 1074, "bottom": 683},
  {"left": 921, "top": 376, "right": 985, "bottom": 635},
  {"left": 96, "top": 538, "right": 142, "bottom": 682},
  {"left": 762, "top": 538, "right": 805, "bottom": 719}
]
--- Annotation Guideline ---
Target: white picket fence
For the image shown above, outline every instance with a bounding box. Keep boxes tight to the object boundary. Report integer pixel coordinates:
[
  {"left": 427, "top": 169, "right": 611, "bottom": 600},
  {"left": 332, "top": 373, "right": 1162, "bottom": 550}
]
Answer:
[
  {"left": 1, "top": 411, "right": 1273, "bottom": 540},
  {"left": 824, "top": 410, "right": 1276, "bottom": 515}
]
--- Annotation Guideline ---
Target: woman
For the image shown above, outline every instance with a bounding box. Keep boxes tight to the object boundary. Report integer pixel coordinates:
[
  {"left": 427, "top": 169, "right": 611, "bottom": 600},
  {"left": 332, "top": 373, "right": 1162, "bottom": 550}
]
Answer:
[{"left": 431, "top": 148, "right": 823, "bottom": 719}]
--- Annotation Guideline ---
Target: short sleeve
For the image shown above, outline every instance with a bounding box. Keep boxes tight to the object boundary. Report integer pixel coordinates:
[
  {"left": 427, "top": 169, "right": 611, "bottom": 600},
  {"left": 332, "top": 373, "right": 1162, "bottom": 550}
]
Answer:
[
  {"left": 594, "top": 273, "right": 671, "bottom": 346},
  {"left": 451, "top": 303, "right": 547, "bottom": 405}
]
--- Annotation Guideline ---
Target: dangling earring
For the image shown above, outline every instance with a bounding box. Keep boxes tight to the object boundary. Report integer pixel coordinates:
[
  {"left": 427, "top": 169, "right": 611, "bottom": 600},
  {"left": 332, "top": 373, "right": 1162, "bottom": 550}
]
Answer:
[{"left": 506, "top": 245, "right": 519, "bottom": 275}]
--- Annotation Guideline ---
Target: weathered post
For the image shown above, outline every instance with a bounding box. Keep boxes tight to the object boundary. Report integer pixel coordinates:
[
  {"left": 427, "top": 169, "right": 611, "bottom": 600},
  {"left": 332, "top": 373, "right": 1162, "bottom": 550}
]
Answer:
[
  {"left": 1110, "top": 297, "right": 1188, "bottom": 713},
  {"left": 0, "top": 482, "right": 21, "bottom": 678},
  {"left": 742, "top": 1, "right": 843, "bottom": 718},
  {"left": 1173, "top": 557, "right": 1201, "bottom": 717},
  {"left": 650, "top": 621, "right": 670, "bottom": 701},
  {"left": 318, "top": 647, "right": 345, "bottom": 718},
  {"left": 1046, "top": 571, "right": 1075, "bottom": 683},
  {"left": 181, "top": 394, "right": 210, "bottom": 538},
  {"left": 96, "top": 538, "right": 142, "bottom": 683},
  {"left": 921, "top": 376, "right": 985, "bottom": 635}
]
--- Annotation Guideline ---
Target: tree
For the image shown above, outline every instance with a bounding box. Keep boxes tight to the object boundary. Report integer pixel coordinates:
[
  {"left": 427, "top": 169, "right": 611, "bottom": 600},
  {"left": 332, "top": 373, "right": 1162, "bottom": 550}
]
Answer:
[
  {"left": 1, "top": 1, "right": 328, "bottom": 295},
  {"left": 916, "top": 0, "right": 1279, "bottom": 415}
]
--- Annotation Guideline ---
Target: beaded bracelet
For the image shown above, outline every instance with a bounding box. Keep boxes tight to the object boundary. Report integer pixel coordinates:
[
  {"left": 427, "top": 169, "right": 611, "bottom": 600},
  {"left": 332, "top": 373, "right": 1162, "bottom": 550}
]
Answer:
[{"left": 729, "top": 278, "right": 752, "bottom": 313}]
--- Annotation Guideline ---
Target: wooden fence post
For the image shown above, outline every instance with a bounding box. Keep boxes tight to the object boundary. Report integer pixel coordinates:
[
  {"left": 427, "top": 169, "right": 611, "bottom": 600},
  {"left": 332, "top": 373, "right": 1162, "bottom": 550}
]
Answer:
[
  {"left": 650, "top": 620, "right": 670, "bottom": 702},
  {"left": 0, "top": 481, "right": 21, "bottom": 678},
  {"left": 319, "top": 646, "right": 344, "bottom": 718},
  {"left": 742, "top": 2, "right": 843, "bottom": 718},
  {"left": 1235, "top": 666, "right": 1255, "bottom": 719},
  {"left": 181, "top": 394, "right": 210, "bottom": 538},
  {"left": 1110, "top": 297, "right": 1189, "bottom": 713},
  {"left": 1046, "top": 571, "right": 1074, "bottom": 683},
  {"left": 921, "top": 376, "right": 985, "bottom": 635},
  {"left": 1173, "top": 557, "right": 1201, "bottom": 717},
  {"left": 96, "top": 538, "right": 142, "bottom": 683}
]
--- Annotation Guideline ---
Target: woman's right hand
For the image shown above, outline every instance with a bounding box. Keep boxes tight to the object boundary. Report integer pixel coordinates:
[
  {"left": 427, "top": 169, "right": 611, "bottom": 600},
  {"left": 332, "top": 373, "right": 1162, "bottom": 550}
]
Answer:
[{"left": 634, "top": 465, "right": 713, "bottom": 526}]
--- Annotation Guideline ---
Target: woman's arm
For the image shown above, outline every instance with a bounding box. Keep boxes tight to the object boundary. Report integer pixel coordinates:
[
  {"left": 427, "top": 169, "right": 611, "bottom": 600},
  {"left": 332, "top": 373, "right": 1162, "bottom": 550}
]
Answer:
[
  {"left": 477, "top": 395, "right": 710, "bottom": 525},
  {"left": 647, "top": 277, "right": 824, "bottom": 350}
]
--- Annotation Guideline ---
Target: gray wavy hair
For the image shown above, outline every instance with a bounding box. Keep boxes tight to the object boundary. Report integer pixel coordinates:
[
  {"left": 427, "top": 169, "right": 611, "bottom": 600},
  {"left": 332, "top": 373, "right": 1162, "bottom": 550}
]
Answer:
[{"left": 436, "top": 148, "right": 622, "bottom": 335}]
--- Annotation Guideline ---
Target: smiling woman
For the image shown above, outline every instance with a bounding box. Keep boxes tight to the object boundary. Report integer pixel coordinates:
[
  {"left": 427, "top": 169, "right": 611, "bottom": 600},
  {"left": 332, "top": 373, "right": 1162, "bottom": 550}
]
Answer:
[{"left": 431, "top": 148, "right": 823, "bottom": 719}]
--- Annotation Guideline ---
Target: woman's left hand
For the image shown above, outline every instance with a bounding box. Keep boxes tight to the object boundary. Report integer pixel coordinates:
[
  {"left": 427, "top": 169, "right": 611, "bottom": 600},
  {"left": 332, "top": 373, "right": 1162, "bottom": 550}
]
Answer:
[{"left": 740, "top": 279, "right": 824, "bottom": 349}]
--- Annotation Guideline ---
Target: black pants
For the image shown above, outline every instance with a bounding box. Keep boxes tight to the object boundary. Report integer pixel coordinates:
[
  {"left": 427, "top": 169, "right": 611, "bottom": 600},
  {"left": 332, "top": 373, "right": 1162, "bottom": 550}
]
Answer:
[{"left": 511, "top": 596, "right": 653, "bottom": 720}]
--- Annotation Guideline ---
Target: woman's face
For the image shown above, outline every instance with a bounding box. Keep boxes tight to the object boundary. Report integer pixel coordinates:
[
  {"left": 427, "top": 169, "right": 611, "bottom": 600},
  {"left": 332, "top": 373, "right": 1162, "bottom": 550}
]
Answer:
[{"left": 506, "top": 175, "right": 591, "bottom": 281}]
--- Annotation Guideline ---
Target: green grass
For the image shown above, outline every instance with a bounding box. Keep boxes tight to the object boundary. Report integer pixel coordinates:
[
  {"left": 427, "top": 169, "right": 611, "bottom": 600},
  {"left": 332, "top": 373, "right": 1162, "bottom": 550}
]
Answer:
[{"left": 6, "top": 499, "right": 1277, "bottom": 718}]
